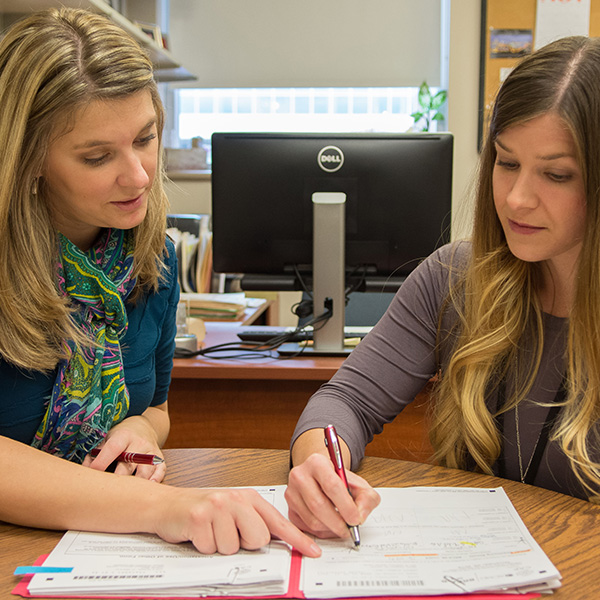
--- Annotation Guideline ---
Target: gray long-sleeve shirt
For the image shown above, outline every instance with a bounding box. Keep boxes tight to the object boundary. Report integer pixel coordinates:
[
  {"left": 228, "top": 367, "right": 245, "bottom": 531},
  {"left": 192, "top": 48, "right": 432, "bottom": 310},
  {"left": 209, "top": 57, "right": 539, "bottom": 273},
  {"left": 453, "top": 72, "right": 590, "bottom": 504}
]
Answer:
[{"left": 292, "top": 242, "right": 594, "bottom": 500}]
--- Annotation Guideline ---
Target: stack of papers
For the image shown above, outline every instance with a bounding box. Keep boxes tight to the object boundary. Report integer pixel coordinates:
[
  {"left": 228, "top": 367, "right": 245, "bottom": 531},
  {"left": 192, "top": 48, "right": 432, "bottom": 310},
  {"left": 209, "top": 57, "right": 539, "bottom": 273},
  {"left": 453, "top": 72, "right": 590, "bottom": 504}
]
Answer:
[
  {"left": 301, "top": 486, "right": 560, "bottom": 597},
  {"left": 15, "top": 486, "right": 560, "bottom": 598},
  {"left": 23, "top": 533, "right": 291, "bottom": 597},
  {"left": 179, "top": 292, "right": 248, "bottom": 321}
]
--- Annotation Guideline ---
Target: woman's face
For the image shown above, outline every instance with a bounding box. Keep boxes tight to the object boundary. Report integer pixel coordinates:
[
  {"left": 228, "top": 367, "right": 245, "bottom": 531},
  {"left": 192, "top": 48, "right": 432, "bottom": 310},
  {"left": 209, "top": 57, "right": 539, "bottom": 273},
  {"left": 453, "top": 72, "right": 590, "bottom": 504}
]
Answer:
[
  {"left": 42, "top": 90, "right": 158, "bottom": 250},
  {"left": 492, "top": 112, "right": 586, "bottom": 283}
]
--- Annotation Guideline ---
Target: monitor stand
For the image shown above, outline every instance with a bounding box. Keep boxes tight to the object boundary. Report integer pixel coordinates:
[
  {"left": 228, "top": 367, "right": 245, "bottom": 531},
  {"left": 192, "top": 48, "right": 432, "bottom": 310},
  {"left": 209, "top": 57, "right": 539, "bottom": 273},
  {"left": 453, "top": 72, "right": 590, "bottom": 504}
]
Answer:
[{"left": 278, "top": 192, "right": 353, "bottom": 357}]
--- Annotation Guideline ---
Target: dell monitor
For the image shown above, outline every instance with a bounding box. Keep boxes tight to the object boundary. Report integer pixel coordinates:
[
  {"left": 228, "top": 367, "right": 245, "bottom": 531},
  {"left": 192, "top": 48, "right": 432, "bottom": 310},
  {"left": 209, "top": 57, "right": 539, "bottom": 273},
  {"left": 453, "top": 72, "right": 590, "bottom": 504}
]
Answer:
[{"left": 211, "top": 132, "right": 453, "bottom": 355}]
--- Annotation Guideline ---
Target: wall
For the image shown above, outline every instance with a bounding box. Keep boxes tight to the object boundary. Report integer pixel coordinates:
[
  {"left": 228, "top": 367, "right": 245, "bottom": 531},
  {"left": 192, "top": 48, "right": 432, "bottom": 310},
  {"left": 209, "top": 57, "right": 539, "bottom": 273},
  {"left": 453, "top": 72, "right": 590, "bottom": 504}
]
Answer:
[
  {"left": 167, "top": 0, "right": 441, "bottom": 88},
  {"left": 165, "top": 175, "right": 212, "bottom": 215},
  {"left": 447, "top": 0, "right": 481, "bottom": 240}
]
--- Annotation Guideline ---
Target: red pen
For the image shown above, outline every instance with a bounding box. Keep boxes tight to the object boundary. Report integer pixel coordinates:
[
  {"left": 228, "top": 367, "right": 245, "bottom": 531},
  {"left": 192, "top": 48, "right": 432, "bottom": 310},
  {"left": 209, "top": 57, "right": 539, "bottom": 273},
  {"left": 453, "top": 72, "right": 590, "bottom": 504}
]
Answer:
[
  {"left": 324, "top": 424, "right": 361, "bottom": 549},
  {"left": 89, "top": 448, "right": 164, "bottom": 465}
]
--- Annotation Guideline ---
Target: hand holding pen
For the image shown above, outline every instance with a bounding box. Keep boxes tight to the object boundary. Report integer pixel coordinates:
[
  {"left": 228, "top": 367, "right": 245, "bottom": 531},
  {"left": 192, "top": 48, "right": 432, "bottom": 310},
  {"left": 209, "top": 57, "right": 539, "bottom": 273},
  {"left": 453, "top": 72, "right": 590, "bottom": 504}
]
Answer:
[
  {"left": 324, "top": 424, "right": 361, "bottom": 549},
  {"left": 286, "top": 428, "right": 380, "bottom": 540}
]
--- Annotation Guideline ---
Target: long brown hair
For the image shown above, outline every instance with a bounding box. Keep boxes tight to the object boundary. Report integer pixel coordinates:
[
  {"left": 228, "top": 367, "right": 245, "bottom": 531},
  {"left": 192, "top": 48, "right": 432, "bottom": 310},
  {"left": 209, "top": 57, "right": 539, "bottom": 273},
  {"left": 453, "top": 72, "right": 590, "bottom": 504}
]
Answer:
[
  {"left": 0, "top": 8, "right": 170, "bottom": 372},
  {"left": 430, "top": 36, "right": 600, "bottom": 501}
]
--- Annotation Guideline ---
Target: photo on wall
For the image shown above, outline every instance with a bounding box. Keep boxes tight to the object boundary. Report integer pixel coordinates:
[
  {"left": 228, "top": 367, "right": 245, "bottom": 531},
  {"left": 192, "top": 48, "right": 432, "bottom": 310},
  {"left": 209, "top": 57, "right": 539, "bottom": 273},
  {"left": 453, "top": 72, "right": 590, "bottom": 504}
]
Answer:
[{"left": 489, "top": 28, "right": 533, "bottom": 58}]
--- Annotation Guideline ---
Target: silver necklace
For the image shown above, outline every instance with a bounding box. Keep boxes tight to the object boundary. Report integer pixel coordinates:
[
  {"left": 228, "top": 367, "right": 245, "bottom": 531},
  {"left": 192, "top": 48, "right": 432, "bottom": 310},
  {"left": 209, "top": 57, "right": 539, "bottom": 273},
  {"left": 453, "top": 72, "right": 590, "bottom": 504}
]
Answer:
[{"left": 514, "top": 404, "right": 543, "bottom": 484}]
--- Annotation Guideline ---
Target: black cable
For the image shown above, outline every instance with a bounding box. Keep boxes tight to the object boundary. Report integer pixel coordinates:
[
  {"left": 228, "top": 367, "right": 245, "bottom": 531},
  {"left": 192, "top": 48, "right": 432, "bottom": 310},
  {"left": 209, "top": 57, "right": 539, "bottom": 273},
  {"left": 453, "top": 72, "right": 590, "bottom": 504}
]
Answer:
[
  {"left": 345, "top": 264, "right": 369, "bottom": 297},
  {"left": 293, "top": 264, "right": 313, "bottom": 298},
  {"left": 291, "top": 265, "right": 315, "bottom": 320},
  {"left": 174, "top": 305, "right": 332, "bottom": 360},
  {"left": 176, "top": 264, "right": 369, "bottom": 360}
]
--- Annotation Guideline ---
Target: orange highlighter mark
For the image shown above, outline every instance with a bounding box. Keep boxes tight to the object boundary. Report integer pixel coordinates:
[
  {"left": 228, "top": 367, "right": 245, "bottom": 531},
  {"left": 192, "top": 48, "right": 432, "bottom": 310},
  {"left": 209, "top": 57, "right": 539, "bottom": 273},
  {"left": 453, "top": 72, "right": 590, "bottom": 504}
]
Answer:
[{"left": 384, "top": 553, "right": 439, "bottom": 557}]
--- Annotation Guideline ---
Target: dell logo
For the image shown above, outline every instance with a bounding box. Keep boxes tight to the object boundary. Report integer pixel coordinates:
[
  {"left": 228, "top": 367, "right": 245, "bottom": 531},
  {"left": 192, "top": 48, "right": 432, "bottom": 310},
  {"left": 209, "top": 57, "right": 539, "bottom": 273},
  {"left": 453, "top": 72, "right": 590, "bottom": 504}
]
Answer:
[{"left": 317, "top": 145, "right": 344, "bottom": 173}]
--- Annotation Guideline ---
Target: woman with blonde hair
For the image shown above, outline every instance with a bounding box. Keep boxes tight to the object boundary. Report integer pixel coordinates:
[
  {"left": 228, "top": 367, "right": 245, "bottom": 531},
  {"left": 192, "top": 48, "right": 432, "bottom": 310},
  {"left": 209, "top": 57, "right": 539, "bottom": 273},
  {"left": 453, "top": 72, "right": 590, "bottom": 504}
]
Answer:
[
  {"left": 0, "top": 7, "right": 319, "bottom": 558},
  {"left": 286, "top": 35, "right": 600, "bottom": 541}
]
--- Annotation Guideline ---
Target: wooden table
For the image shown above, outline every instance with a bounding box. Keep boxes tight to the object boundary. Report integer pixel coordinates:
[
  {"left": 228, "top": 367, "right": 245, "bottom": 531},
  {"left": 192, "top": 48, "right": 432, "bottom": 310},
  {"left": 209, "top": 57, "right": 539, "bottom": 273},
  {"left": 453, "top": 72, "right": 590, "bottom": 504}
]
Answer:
[
  {"left": 1, "top": 448, "right": 598, "bottom": 599},
  {"left": 167, "top": 324, "right": 434, "bottom": 462}
]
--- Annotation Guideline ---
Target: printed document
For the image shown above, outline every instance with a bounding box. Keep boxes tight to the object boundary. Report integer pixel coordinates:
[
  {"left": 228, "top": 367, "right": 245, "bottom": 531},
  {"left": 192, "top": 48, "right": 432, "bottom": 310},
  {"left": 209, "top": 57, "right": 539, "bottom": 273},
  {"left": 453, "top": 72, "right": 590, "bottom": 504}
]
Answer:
[
  {"left": 27, "top": 486, "right": 291, "bottom": 597},
  {"left": 300, "top": 486, "right": 561, "bottom": 597},
  {"left": 22, "top": 486, "right": 561, "bottom": 598}
]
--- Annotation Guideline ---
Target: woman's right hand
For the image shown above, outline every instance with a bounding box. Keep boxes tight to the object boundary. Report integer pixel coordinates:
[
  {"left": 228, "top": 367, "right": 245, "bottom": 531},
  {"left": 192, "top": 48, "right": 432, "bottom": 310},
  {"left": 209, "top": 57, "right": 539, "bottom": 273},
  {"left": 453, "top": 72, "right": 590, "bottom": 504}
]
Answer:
[
  {"left": 1, "top": 435, "right": 315, "bottom": 558},
  {"left": 285, "top": 453, "right": 380, "bottom": 539},
  {"left": 154, "top": 485, "right": 322, "bottom": 557}
]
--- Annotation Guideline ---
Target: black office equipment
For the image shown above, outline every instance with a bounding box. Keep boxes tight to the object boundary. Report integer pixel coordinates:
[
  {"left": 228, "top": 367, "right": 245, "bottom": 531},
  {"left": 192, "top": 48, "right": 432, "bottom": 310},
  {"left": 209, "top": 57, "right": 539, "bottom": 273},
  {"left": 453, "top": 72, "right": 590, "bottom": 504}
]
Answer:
[
  {"left": 236, "top": 325, "right": 372, "bottom": 343},
  {"left": 211, "top": 132, "right": 453, "bottom": 354}
]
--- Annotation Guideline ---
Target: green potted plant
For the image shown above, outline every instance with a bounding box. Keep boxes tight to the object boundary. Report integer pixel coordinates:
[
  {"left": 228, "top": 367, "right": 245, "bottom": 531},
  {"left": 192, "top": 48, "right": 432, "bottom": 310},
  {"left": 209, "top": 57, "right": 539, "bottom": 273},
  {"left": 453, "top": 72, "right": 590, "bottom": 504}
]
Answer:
[{"left": 411, "top": 81, "right": 447, "bottom": 132}]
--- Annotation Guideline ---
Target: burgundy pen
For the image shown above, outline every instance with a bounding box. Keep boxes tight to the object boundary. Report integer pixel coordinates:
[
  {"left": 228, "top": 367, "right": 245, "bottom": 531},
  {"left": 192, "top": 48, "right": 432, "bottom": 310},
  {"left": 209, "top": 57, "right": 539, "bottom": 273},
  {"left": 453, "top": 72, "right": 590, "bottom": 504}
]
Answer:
[
  {"left": 89, "top": 448, "right": 164, "bottom": 465},
  {"left": 324, "top": 424, "right": 361, "bottom": 549}
]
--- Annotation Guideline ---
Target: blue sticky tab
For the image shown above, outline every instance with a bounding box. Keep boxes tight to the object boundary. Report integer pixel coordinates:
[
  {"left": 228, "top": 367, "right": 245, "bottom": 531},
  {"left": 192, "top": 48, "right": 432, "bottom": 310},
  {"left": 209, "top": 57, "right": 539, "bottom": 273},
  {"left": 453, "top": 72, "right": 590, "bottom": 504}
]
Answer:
[{"left": 14, "top": 566, "right": 73, "bottom": 575}]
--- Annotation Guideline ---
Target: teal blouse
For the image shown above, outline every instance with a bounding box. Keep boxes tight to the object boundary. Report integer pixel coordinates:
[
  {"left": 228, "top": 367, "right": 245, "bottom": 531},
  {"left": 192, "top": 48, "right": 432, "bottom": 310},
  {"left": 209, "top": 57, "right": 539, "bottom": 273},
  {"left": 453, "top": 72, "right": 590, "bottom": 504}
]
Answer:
[{"left": 0, "top": 237, "right": 179, "bottom": 445}]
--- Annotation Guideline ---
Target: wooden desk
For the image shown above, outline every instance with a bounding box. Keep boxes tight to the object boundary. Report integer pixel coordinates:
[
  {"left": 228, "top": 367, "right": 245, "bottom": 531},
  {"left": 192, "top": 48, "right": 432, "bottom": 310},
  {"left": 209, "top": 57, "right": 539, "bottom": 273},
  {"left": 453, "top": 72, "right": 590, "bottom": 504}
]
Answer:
[
  {"left": 1, "top": 448, "right": 598, "bottom": 599},
  {"left": 168, "top": 325, "right": 433, "bottom": 462}
]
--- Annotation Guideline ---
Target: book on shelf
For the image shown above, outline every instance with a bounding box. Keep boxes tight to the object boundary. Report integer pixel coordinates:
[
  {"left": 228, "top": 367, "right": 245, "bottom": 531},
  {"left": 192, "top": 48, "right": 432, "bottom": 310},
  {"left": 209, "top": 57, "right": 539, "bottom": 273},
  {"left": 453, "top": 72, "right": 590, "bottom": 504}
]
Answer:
[
  {"left": 167, "top": 214, "right": 214, "bottom": 294},
  {"left": 14, "top": 486, "right": 559, "bottom": 599}
]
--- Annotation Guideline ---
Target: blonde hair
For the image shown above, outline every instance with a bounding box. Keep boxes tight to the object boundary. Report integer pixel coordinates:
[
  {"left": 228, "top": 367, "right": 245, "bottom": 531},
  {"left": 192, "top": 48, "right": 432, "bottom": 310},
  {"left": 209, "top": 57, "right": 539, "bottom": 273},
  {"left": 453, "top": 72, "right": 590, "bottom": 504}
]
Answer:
[
  {"left": 0, "top": 8, "right": 170, "bottom": 372},
  {"left": 430, "top": 36, "right": 600, "bottom": 501}
]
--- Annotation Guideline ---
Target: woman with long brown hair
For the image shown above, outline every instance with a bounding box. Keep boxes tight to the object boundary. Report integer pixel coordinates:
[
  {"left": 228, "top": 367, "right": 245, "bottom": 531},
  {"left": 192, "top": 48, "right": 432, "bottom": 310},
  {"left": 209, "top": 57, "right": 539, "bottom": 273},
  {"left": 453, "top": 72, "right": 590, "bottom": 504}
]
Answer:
[
  {"left": 287, "top": 35, "right": 600, "bottom": 541},
  {"left": 0, "top": 7, "right": 319, "bottom": 558}
]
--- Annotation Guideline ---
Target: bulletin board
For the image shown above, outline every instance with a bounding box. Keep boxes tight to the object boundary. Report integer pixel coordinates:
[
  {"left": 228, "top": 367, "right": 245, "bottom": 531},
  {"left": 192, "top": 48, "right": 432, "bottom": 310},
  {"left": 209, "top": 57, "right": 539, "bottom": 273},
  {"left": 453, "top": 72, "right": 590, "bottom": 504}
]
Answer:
[{"left": 479, "top": 0, "right": 600, "bottom": 147}]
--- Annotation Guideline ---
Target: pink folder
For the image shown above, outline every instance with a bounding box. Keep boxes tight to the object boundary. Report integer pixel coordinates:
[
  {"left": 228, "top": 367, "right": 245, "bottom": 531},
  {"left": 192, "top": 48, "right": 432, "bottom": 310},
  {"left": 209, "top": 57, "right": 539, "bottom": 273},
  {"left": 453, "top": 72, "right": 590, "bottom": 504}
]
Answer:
[{"left": 12, "top": 551, "right": 542, "bottom": 600}]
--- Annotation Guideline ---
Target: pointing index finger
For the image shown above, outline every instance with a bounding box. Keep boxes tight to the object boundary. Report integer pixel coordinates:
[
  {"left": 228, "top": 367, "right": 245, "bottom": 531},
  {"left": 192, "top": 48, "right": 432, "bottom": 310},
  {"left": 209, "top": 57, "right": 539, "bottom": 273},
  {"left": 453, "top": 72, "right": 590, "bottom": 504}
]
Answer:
[{"left": 253, "top": 496, "right": 321, "bottom": 557}]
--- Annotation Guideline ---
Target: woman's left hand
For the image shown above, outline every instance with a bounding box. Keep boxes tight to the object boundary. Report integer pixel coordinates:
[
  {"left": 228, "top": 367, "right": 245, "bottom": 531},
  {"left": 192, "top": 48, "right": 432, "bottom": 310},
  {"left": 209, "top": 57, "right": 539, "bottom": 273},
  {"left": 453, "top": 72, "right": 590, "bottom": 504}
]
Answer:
[{"left": 82, "top": 405, "right": 169, "bottom": 482}]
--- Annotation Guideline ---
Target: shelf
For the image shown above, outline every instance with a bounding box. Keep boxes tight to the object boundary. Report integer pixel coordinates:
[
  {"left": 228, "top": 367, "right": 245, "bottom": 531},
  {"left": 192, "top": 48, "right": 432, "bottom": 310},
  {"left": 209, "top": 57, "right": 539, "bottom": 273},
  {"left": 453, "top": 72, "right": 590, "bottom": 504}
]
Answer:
[
  {"left": 153, "top": 66, "right": 196, "bottom": 83},
  {"left": 0, "top": 0, "right": 195, "bottom": 81},
  {"left": 167, "top": 170, "right": 212, "bottom": 181}
]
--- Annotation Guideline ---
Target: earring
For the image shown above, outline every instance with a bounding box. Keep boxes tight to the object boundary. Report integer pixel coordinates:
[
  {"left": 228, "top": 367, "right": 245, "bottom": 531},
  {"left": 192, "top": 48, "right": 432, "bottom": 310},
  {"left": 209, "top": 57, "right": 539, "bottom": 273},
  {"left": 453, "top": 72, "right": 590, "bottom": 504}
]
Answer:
[{"left": 30, "top": 177, "right": 38, "bottom": 196}]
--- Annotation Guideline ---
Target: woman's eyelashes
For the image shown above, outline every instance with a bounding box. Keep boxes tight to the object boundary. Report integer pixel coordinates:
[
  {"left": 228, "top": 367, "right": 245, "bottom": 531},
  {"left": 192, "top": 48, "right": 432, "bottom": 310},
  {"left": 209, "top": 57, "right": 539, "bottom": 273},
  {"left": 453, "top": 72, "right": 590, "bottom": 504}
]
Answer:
[
  {"left": 495, "top": 157, "right": 575, "bottom": 184},
  {"left": 82, "top": 133, "right": 157, "bottom": 167}
]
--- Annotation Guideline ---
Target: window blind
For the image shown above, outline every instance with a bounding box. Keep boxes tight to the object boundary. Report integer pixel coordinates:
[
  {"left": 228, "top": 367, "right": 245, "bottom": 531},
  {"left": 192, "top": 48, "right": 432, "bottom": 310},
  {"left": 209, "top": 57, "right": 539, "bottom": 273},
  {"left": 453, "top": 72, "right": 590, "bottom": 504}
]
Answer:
[{"left": 169, "top": 0, "right": 442, "bottom": 88}]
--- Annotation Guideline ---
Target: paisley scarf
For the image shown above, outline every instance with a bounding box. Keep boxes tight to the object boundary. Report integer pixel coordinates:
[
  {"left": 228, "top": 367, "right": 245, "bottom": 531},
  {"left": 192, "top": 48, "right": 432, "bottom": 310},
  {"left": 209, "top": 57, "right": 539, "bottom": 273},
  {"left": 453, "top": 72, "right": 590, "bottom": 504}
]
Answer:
[{"left": 32, "top": 228, "right": 136, "bottom": 463}]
